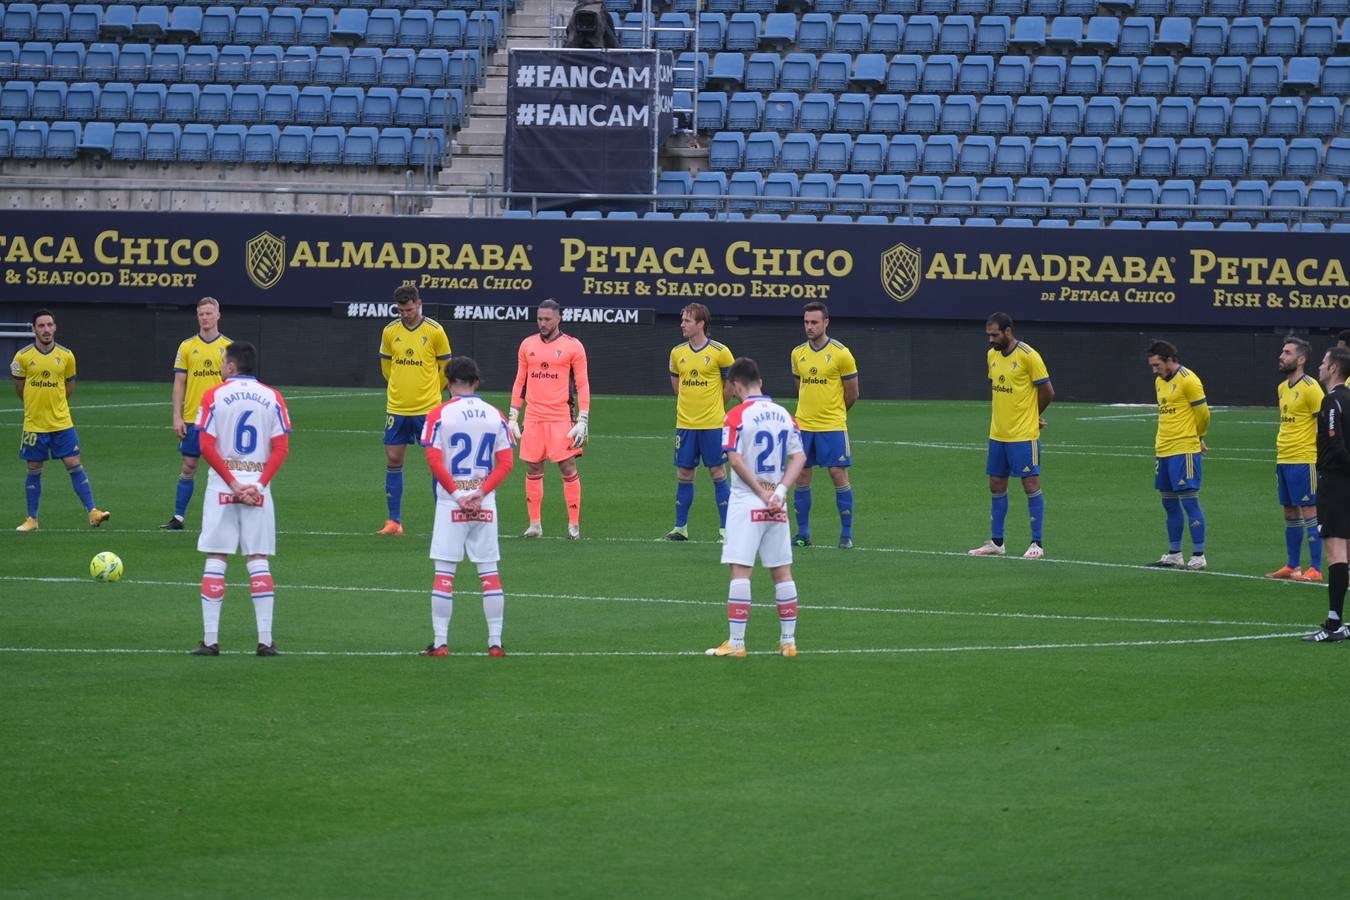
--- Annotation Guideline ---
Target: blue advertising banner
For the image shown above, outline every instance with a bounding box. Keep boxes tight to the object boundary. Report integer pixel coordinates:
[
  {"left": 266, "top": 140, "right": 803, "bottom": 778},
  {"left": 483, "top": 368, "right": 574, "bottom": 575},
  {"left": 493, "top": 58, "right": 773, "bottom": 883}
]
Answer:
[
  {"left": 0, "top": 211, "right": 1346, "bottom": 327},
  {"left": 505, "top": 48, "right": 674, "bottom": 212}
]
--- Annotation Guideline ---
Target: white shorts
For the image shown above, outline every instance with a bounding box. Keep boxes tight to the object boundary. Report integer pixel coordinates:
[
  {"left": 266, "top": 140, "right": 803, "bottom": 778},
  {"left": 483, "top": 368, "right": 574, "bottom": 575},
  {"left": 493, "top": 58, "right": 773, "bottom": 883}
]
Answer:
[
  {"left": 197, "top": 488, "right": 276, "bottom": 556},
  {"left": 429, "top": 498, "right": 501, "bottom": 564},
  {"left": 721, "top": 497, "right": 793, "bottom": 569}
]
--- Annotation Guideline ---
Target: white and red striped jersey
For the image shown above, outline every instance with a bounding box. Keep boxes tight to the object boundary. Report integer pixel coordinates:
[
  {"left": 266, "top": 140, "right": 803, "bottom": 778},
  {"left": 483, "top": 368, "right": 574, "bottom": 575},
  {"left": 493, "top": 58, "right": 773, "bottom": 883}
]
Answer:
[
  {"left": 196, "top": 376, "right": 292, "bottom": 493},
  {"left": 420, "top": 394, "right": 516, "bottom": 508},
  {"left": 722, "top": 395, "right": 803, "bottom": 499}
]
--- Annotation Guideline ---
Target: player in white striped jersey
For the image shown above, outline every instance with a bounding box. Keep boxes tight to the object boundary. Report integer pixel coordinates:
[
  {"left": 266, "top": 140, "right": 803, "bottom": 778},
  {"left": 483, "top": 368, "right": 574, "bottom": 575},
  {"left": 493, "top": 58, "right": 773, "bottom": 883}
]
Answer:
[
  {"left": 708, "top": 357, "right": 807, "bottom": 659},
  {"left": 419, "top": 357, "right": 517, "bottom": 657},
  {"left": 190, "top": 342, "right": 292, "bottom": 657}
]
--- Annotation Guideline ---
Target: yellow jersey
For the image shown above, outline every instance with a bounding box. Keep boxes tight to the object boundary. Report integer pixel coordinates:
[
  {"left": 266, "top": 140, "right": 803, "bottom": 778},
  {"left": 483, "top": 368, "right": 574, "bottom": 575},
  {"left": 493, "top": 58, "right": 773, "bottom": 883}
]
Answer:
[
  {"left": 10, "top": 342, "right": 76, "bottom": 433},
  {"left": 988, "top": 341, "right": 1051, "bottom": 442},
  {"left": 792, "top": 339, "right": 858, "bottom": 432},
  {"left": 670, "top": 339, "right": 734, "bottom": 429},
  {"left": 380, "top": 317, "right": 452, "bottom": 416},
  {"left": 1155, "top": 366, "right": 1210, "bottom": 457},
  {"left": 174, "top": 333, "right": 231, "bottom": 424},
  {"left": 1277, "top": 374, "right": 1323, "bottom": 464}
]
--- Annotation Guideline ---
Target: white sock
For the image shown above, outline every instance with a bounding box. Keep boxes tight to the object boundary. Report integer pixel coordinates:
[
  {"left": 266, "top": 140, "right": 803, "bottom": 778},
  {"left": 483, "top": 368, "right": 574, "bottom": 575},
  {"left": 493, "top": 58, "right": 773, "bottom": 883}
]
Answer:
[
  {"left": 247, "top": 558, "right": 274, "bottom": 646},
  {"left": 480, "top": 564, "right": 504, "bottom": 647},
  {"left": 200, "top": 558, "right": 226, "bottom": 645},
  {"left": 728, "top": 577, "right": 751, "bottom": 647},
  {"left": 775, "top": 580, "right": 798, "bottom": 643},
  {"left": 432, "top": 561, "right": 456, "bottom": 646}
]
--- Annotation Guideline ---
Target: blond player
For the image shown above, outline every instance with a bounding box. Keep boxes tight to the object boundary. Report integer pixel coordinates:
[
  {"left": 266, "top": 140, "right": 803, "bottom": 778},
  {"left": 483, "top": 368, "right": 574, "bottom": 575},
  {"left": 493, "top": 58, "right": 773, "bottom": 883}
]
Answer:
[
  {"left": 419, "top": 357, "right": 516, "bottom": 657},
  {"left": 508, "top": 299, "right": 591, "bottom": 540},
  {"left": 1268, "top": 336, "right": 1325, "bottom": 582},
  {"left": 666, "top": 302, "right": 735, "bottom": 541},
  {"left": 163, "top": 296, "right": 231, "bottom": 530},
  {"left": 708, "top": 357, "right": 807, "bottom": 658},
  {"left": 191, "top": 342, "right": 292, "bottom": 657},
  {"left": 377, "top": 284, "right": 452, "bottom": 536},
  {"left": 11, "top": 309, "right": 110, "bottom": 531}
]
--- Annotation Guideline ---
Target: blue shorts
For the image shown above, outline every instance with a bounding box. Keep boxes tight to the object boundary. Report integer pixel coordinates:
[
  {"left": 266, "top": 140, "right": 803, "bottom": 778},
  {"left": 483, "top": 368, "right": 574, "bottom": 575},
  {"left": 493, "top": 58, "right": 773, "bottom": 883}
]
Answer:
[
  {"left": 178, "top": 425, "right": 201, "bottom": 457},
  {"left": 1155, "top": 453, "right": 1203, "bottom": 492},
  {"left": 674, "top": 428, "right": 725, "bottom": 469},
  {"left": 986, "top": 439, "right": 1041, "bottom": 478},
  {"left": 1276, "top": 462, "right": 1317, "bottom": 507},
  {"left": 384, "top": 413, "right": 427, "bottom": 446},
  {"left": 801, "top": 430, "right": 851, "bottom": 469},
  {"left": 19, "top": 427, "right": 80, "bottom": 462}
]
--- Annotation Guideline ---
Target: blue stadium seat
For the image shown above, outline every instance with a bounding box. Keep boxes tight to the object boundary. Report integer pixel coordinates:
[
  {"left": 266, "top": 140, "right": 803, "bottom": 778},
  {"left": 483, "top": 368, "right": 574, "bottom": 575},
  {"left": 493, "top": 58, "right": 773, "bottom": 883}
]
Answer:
[
  {"left": 1211, "top": 137, "right": 1249, "bottom": 176},
  {"left": 799, "top": 93, "right": 831, "bottom": 132},
  {"left": 198, "top": 84, "right": 233, "bottom": 125},
  {"left": 726, "top": 91, "right": 763, "bottom": 129},
  {"left": 96, "top": 81, "right": 131, "bottom": 120},
  {"left": 906, "top": 175, "right": 942, "bottom": 216},
  {"left": 1263, "top": 96, "right": 1302, "bottom": 137},
  {"left": 393, "top": 87, "right": 430, "bottom": 128},
  {"left": 941, "top": 94, "right": 976, "bottom": 134},
  {"left": 745, "top": 130, "right": 781, "bottom": 170},
  {"left": 4, "top": 5, "right": 39, "bottom": 43},
  {"left": 1087, "top": 176, "right": 1125, "bottom": 217},
  {"left": 216, "top": 45, "right": 251, "bottom": 83},
  {"left": 865, "top": 14, "right": 901, "bottom": 52},
  {"left": 1066, "top": 136, "right": 1101, "bottom": 175},
  {"left": 10, "top": 120, "right": 44, "bottom": 158},
  {"left": 762, "top": 172, "right": 800, "bottom": 213},
  {"left": 977, "top": 176, "right": 1014, "bottom": 216},
  {"left": 330, "top": 87, "right": 364, "bottom": 126},
  {"left": 868, "top": 174, "right": 904, "bottom": 214},
  {"left": 1286, "top": 137, "right": 1323, "bottom": 177},
  {"left": 143, "top": 122, "right": 178, "bottom": 161},
  {"left": 921, "top": 54, "right": 958, "bottom": 92},
  {"left": 725, "top": 12, "right": 759, "bottom": 51},
  {"left": 1325, "top": 58, "right": 1350, "bottom": 97},
  {"left": 64, "top": 81, "right": 97, "bottom": 119},
  {"left": 18, "top": 41, "right": 51, "bottom": 80},
  {"left": 835, "top": 93, "right": 871, "bottom": 131},
  {"left": 1103, "top": 136, "right": 1139, "bottom": 174},
  {"left": 1138, "top": 57, "right": 1174, "bottom": 96},
  {"left": 1047, "top": 96, "right": 1083, "bottom": 135},
  {"left": 164, "top": 84, "right": 200, "bottom": 123},
  {"left": 886, "top": 54, "right": 923, "bottom": 92},
  {"left": 1139, "top": 137, "right": 1176, "bottom": 176},
  {"left": 282, "top": 46, "right": 317, "bottom": 84},
  {"left": 48, "top": 40, "right": 82, "bottom": 78},
  {"left": 994, "top": 55, "right": 1030, "bottom": 93},
  {"left": 1192, "top": 18, "right": 1227, "bottom": 57},
  {"left": 976, "top": 15, "right": 1011, "bottom": 53},
  {"left": 1083, "top": 96, "right": 1119, "bottom": 135},
  {"left": 762, "top": 92, "right": 799, "bottom": 130},
  {"left": 1229, "top": 97, "right": 1267, "bottom": 137},
  {"left": 817, "top": 53, "right": 851, "bottom": 91},
  {"left": 868, "top": 94, "right": 904, "bottom": 132},
  {"left": 1176, "top": 138, "right": 1211, "bottom": 176},
  {"left": 1307, "top": 180, "right": 1346, "bottom": 221},
  {"left": 922, "top": 134, "right": 958, "bottom": 173},
  {"left": 1011, "top": 15, "right": 1046, "bottom": 51},
  {"left": 334, "top": 8, "right": 370, "bottom": 43},
  {"left": 183, "top": 45, "right": 219, "bottom": 83},
  {"left": 45, "top": 120, "right": 81, "bottom": 159},
  {"left": 309, "top": 125, "right": 345, "bottom": 164},
  {"left": 1231, "top": 180, "right": 1270, "bottom": 221},
  {"left": 1014, "top": 176, "right": 1050, "bottom": 218},
  {"left": 959, "top": 134, "right": 995, "bottom": 174},
  {"left": 697, "top": 12, "right": 726, "bottom": 51},
  {"left": 401, "top": 10, "right": 435, "bottom": 48},
  {"left": 164, "top": 7, "right": 202, "bottom": 43},
  {"left": 958, "top": 55, "right": 995, "bottom": 93},
  {"left": 413, "top": 48, "right": 449, "bottom": 87},
  {"left": 1169, "top": 57, "right": 1209, "bottom": 97},
  {"left": 1155, "top": 97, "right": 1194, "bottom": 137},
  {"left": 1189, "top": 97, "right": 1228, "bottom": 137},
  {"left": 98, "top": 4, "right": 134, "bottom": 40},
  {"left": 242, "top": 123, "right": 278, "bottom": 163},
  {"left": 35, "top": 3, "right": 70, "bottom": 42},
  {"left": 940, "top": 175, "right": 978, "bottom": 216},
  {"left": 131, "top": 83, "right": 166, "bottom": 122},
  {"left": 1047, "top": 15, "right": 1082, "bottom": 51},
  {"left": 178, "top": 123, "right": 213, "bottom": 162},
  {"left": 1247, "top": 57, "right": 1283, "bottom": 96},
  {"left": 707, "top": 52, "right": 745, "bottom": 92},
  {"left": 904, "top": 94, "right": 941, "bottom": 133},
  {"left": 233, "top": 6, "right": 268, "bottom": 44},
  {"left": 1101, "top": 57, "right": 1138, "bottom": 96},
  {"left": 340, "top": 125, "right": 377, "bottom": 165},
  {"left": 852, "top": 132, "right": 888, "bottom": 171},
  {"left": 295, "top": 86, "right": 330, "bottom": 124},
  {"left": 1303, "top": 96, "right": 1339, "bottom": 136},
  {"left": 1265, "top": 17, "right": 1300, "bottom": 55},
  {"left": 382, "top": 48, "right": 415, "bottom": 86},
  {"left": 265, "top": 7, "right": 298, "bottom": 45},
  {"left": 1049, "top": 177, "right": 1087, "bottom": 218},
  {"left": 1121, "top": 178, "right": 1159, "bottom": 220},
  {"left": 887, "top": 133, "right": 922, "bottom": 173},
  {"left": 427, "top": 88, "right": 462, "bottom": 129},
  {"left": 300, "top": 8, "right": 333, "bottom": 45},
  {"left": 833, "top": 14, "right": 868, "bottom": 52},
  {"left": 995, "top": 134, "right": 1031, "bottom": 174},
  {"left": 1119, "top": 17, "right": 1154, "bottom": 55},
  {"left": 431, "top": 10, "right": 466, "bottom": 49},
  {"left": 1030, "top": 135, "right": 1066, "bottom": 174},
  {"left": 797, "top": 173, "right": 835, "bottom": 212},
  {"left": 697, "top": 91, "right": 727, "bottom": 131},
  {"left": 1326, "top": 139, "right": 1350, "bottom": 177},
  {"left": 1285, "top": 57, "right": 1321, "bottom": 92},
  {"left": 276, "top": 124, "right": 311, "bottom": 164},
  {"left": 1012, "top": 95, "right": 1048, "bottom": 134},
  {"left": 781, "top": 131, "right": 818, "bottom": 170},
  {"left": 776, "top": 52, "right": 813, "bottom": 91},
  {"left": 30, "top": 80, "right": 65, "bottom": 119},
  {"left": 466, "top": 10, "right": 500, "bottom": 49},
  {"left": 199, "top": 7, "right": 234, "bottom": 44},
  {"left": 207, "top": 122, "right": 244, "bottom": 164},
  {"left": 1120, "top": 97, "right": 1157, "bottom": 135},
  {"left": 744, "top": 52, "right": 780, "bottom": 91},
  {"left": 688, "top": 171, "right": 728, "bottom": 212},
  {"left": 676, "top": 51, "right": 708, "bottom": 90},
  {"left": 1082, "top": 15, "right": 1119, "bottom": 51},
  {"left": 248, "top": 45, "right": 281, "bottom": 84},
  {"left": 941, "top": 14, "right": 976, "bottom": 52},
  {"left": 905, "top": 14, "right": 940, "bottom": 52},
  {"left": 834, "top": 173, "right": 871, "bottom": 213},
  {"left": 1180, "top": 221, "right": 1216, "bottom": 230},
  {"left": 1156, "top": 17, "right": 1191, "bottom": 53},
  {"left": 976, "top": 94, "right": 1012, "bottom": 134},
  {"left": 261, "top": 84, "right": 298, "bottom": 124},
  {"left": 727, "top": 171, "right": 763, "bottom": 211},
  {"left": 149, "top": 44, "right": 184, "bottom": 82},
  {"left": 795, "top": 12, "right": 832, "bottom": 50},
  {"left": 1029, "top": 56, "right": 1065, "bottom": 94}
]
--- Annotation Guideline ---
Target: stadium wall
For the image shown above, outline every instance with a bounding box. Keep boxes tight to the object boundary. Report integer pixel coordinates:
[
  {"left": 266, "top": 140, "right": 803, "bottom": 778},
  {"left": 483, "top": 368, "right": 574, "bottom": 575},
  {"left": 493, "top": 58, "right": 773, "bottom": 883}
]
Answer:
[{"left": 0, "top": 300, "right": 1334, "bottom": 407}]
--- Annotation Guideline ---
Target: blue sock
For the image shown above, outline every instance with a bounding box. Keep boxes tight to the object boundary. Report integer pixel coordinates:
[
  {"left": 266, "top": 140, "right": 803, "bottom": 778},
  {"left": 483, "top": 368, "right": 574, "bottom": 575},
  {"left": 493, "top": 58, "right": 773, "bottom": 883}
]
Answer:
[
  {"left": 713, "top": 477, "right": 729, "bottom": 527},
  {"left": 1162, "top": 495, "right": 1184, "bottom": 551},
  {"left": 674, "top": 480, "right": 694, "bottom": 527},
  {"left": 386, "top": 466, "right": 403, "bottom": 522},
  {"left": 1181, "top": 494, "right": 1205, "bottom": 553},
  {"left": 1027, "top": 489, "right": 1044, "bottom": 543},
  {"left": 990, "top": 491, "right": 1009, "bottom": 541},
  {"left": 1307, "top": 516, "right": 1323, "bottom": 570},
  {"left": 67, "top": 464, "right": 95, "bottom": 511},
  {"left": 1285, "top": 518, "right": 1304, "bottom": 569},
  {"left": 174, "top": 475, "right": 195, "bottom": 519},
  {"left": 794, "top": 487, "right": 812, "bottom": 537},
  {"left": 835, "top": 484, "right": 853, "bottom": 539},
  {"left": 24, "top": 472, "right": 40, "bottom": 518}
]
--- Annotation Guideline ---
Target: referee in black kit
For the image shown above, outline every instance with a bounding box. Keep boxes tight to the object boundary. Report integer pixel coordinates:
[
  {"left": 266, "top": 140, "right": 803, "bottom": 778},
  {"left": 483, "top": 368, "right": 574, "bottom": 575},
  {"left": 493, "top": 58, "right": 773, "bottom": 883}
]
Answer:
[{"left": 1304, "top": 346, "right": 1350, "bottom": 643}]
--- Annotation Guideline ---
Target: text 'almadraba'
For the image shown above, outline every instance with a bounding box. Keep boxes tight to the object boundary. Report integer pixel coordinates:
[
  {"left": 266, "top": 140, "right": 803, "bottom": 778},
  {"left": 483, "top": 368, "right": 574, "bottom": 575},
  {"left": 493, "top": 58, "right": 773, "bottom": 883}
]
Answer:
[{"left": 0, "top": 232, "right": 1346, "bottom": 289}]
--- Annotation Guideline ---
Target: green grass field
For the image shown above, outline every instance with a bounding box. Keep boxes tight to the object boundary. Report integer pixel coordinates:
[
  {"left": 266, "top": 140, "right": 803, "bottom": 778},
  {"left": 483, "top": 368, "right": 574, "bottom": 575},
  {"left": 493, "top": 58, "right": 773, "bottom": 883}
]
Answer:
[{"left": 3, "top": 382, "right": 1347, "bottom": 897}]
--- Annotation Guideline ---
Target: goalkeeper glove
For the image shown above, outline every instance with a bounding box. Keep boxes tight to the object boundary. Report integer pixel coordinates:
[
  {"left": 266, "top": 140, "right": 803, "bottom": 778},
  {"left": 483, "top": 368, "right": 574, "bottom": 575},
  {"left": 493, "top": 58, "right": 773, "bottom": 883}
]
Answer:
[
  {"left": 567, "top": 412, "right": 589, "bottom": 448},
  {"left": 507, "top": 408, "right": 522, "bottom": 441}
]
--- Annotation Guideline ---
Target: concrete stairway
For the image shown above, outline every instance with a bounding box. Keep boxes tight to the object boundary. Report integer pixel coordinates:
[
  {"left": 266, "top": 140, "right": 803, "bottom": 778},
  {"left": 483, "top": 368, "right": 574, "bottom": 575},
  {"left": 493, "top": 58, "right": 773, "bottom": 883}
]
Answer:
[{"left": 428, "top": 0, "right": 573, "bottom": 216}]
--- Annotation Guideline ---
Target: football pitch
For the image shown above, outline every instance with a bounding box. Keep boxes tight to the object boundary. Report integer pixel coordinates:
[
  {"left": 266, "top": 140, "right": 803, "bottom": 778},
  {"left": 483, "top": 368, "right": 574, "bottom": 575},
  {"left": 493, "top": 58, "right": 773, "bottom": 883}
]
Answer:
[{"left": 3, "top": 383, "right": 1347, "bottom": 897}]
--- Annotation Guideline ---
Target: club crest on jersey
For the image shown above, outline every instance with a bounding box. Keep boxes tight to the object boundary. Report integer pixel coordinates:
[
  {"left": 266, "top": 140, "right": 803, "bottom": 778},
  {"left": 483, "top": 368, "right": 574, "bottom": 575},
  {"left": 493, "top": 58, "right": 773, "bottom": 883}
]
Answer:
[
  {"left": 880, "top": 241, "right": 921, "bottom": 303},
  {"left": 245, "top": 231, "right": 286, "bottom": 290},
  {"left": 555, "top": 350, "right": 562, "bottom": 359}
]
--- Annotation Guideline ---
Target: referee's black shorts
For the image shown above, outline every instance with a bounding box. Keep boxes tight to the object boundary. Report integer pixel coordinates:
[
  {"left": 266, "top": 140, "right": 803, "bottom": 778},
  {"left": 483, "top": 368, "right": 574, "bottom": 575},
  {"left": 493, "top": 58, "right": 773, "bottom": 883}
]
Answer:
[{"left": 1317, "top": 476, "right": 1350, "bottom": 539}]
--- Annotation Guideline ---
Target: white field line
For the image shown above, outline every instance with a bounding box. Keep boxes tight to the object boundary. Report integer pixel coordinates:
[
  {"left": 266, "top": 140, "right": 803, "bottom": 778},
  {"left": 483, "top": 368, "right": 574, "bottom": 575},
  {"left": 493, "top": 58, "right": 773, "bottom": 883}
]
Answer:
[
  {"left": 0, "top": 632, "right": 1303, "bottom": 658},
  {"left": 0, "top": 391, "right": 381, "bottom": 417},
  {"left": 0, "top": 575, "right": 1310, "bottom": 629}
]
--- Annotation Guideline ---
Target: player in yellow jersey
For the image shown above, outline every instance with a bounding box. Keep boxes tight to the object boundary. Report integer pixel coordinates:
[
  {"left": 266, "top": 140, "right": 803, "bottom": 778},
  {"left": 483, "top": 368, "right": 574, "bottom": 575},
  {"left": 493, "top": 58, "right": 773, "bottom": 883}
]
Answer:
[
  {"left": 969, "top": 313, "right": 1054, "bottom": 560},
  {"left": 376, "top": 285, "right": 452, "bottom": 535},
  {"left": 790, "top": 301, "right": 859, "bottom": 549},
  {"left": 1267, "top": 337, "right": 1325, "bottom": 582},
  {"left": 10, "top": 309, "right": 110, "bottom": 531},
  {"left": 1147, "top": 340, "right": 1210, "bottom": 570},
  {"left": 162, "top": 296, "right": 231, "bottom": 531},
  {"left": 666, "top": 303, "right": 734, "bottom": 541}
]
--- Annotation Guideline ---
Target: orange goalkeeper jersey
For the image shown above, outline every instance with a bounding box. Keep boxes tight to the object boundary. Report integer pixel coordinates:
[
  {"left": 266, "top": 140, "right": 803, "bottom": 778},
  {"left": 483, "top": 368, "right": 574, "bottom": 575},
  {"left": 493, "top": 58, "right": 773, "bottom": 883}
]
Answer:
[{"left": 511, "top": 332, "right": 590, "bottom": 423}]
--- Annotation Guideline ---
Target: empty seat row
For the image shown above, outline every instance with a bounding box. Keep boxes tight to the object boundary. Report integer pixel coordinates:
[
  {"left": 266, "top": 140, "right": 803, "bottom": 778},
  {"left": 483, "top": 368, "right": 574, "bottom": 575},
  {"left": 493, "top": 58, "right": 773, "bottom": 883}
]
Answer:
[
  {"left": 0, "top": 41, "right": 482, "bottom": 88},
  {"left": 679, "top": 0, "right": 1348, "bottom": 14},
  {"left": 0, "top": 118, "right": 447, "bottom": 166},
  {"left": 707, "top": 129, "right": 1350, "bottom": 180},
  {"left": 0, "top": 83, "right": 465, "bottom": 128}
]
